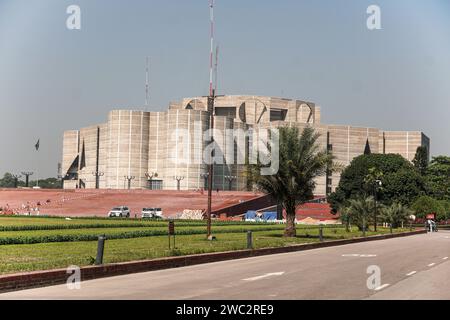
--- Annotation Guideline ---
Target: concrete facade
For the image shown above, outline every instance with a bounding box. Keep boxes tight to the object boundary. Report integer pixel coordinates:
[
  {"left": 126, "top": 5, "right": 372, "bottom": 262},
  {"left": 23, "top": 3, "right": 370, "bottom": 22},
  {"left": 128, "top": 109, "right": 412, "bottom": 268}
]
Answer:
[{"left": 62, "top": 95, "right": 430, "bottom": 194}]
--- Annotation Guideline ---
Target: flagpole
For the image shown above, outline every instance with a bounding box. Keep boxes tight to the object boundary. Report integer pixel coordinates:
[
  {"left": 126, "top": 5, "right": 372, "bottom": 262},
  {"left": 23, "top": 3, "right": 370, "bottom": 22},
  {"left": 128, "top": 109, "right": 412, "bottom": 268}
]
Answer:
[
  {"left": 36, "top": 157, "right": 39, "bottom": 188},
  {"left": 37, "top": 150, "right": 38, "bottom": 188},
  {"left": 36, "top": 151, "right": 39, "bottom": 188},
  {"left": 35, "top": 139, "right": 40, "bottom": 188}
]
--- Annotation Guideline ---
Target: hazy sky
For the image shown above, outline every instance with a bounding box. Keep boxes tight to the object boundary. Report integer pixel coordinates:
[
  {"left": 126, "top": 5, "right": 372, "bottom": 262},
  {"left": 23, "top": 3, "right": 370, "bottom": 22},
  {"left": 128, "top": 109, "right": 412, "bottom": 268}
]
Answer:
[{"left": 0, "top": 0, "right": 449, "bottom": 178}]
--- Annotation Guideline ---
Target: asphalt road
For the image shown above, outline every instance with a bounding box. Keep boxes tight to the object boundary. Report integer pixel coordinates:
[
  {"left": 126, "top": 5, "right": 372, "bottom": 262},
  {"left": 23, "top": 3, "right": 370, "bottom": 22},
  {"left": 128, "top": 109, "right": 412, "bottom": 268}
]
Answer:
[{"left": 2, "top": 231, "right": 450, "bottom": 300}]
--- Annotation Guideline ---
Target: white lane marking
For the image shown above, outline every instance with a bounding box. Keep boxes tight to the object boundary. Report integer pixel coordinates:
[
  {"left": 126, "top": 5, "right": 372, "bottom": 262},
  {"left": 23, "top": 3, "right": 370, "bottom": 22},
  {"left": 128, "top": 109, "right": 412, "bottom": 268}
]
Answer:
[
  {"left": 443, "top": 257, "right": 449, "bottom": 260},
  {"left": 406, "top": 271, "right": 417, "bottom": 276},
  {"left": 342, "top": 254, "right": 377, "bottom": 257},
  {"left": 243, "top": 272, "right": 285, "bottom": 281},
  {"left": 374, "top": 284, "right": 390, "bottom": 291},
  {"left": 428, "top": 263, "right": 436, "bottom": 267}
]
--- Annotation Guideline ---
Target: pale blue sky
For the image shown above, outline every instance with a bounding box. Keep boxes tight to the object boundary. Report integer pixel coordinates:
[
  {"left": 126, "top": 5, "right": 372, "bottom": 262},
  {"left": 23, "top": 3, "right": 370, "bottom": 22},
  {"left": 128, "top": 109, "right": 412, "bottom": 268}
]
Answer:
[{"left": 0, "top": 0, "right": 449, "bottom": 177}]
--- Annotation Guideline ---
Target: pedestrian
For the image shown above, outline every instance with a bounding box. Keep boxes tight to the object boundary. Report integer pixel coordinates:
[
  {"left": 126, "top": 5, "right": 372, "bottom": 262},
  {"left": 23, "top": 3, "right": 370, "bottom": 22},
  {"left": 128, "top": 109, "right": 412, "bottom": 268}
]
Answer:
[{"left": 427, "top": 220, "right": 433, "bottom": 232}]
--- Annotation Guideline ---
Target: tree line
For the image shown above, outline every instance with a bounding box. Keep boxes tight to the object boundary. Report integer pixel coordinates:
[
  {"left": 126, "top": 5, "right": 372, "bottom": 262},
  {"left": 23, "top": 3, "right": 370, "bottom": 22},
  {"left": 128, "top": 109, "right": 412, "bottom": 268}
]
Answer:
[
  {"left": 0, "top": 173, "right": 62, "bottom": 189},
  {"left": 249, "top": 127, "right": 449, "bottom": 237},
  {"left": 328, "top": 148, "right": 450, "bottom": 227}
]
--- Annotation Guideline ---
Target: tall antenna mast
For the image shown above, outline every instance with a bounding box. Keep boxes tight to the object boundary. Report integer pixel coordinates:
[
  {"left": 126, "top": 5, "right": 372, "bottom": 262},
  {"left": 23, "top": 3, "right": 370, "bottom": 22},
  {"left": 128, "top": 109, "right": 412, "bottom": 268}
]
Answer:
[
  {"left": 145, "top": 56, "right": 149, "bottom": 107},
  {"left": 214, "top": 45, "right": 219, "bottom": 93},
  {"left": 206, "top": 0, "right": 216, "bottom": 240},
  {"left": 209, "top": 0, "right": 214, "bottom": 96}
]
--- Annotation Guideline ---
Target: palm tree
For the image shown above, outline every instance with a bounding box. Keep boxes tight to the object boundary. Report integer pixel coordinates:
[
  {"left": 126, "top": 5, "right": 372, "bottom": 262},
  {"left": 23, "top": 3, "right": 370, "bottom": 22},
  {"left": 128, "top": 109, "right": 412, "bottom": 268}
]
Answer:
[
  {"left": 251, "top": 126, "right": 335, "bottom": 237},
  {"left": 339, "top": 206, "right": 352, "bottom": 232},
  {"left": 381, "top": 202, "right": 412, "bottom": 233},
  {"left": 347, "top": 196, "right": 375, "bottom": 233}
]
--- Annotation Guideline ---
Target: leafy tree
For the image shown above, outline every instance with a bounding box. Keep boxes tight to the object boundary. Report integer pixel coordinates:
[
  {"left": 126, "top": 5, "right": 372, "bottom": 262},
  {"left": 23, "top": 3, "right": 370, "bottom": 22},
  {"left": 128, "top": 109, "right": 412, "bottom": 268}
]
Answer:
[
  {"left": 412, "top": 146, "right": 429, "bottom": 175},
  {"left": 436, "top": 200, "right": 450, "bottom": 221},
  {"left": 251, "top": 127, "right": 335, "bottom": 237},
  {"left": 0, "top": 173, "right": 15, "bottom": 188},
  {"left": 382, "top": 168, "right": 426, "bottom": 206},
  {"left": 0, "top": 173, "right": 24, "bottom": 188},
  {"left": 329, "top": 154, "right": 426, "bottom": 212},
  {"left": 411, "top": 196, "right": 445, "bottom": 220},
  {"left": 364, "top": 167, "right": 383, "bottom": 195},
  {"left": 380, "top": 202, "right": 412, "bottom": 233},
  {"left": 437, "top": 200, "right": 450, "bottom": 222},
  {"left": 426, "top": 156, "right": 450, "bottom": 201},
  {"left": 346, "top": 196, "right": 375, "bottom": 232},
  {"left": 0, "top": 173, "right": 61, "bottom": 189}
]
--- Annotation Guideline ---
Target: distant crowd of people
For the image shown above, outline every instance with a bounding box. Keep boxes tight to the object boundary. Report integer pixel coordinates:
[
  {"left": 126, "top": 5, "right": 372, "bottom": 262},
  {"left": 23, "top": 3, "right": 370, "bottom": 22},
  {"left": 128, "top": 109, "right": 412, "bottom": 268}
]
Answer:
[{"left": 0, "top": 199, "right": 53, "bottom": 216}]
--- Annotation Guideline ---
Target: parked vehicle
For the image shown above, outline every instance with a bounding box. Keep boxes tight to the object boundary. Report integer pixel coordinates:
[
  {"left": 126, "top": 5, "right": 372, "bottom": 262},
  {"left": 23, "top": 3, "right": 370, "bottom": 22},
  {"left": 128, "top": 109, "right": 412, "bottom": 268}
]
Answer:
[
  {"left": 141, "top": 208, "right": 163, "bottom": 219},
  {"left": 108, "top": 206, "right": 130, "bottom": 218}
]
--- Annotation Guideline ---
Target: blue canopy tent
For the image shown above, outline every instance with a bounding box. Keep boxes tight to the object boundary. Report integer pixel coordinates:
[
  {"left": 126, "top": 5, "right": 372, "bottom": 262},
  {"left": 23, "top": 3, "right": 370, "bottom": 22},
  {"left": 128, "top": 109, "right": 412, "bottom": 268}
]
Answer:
[
  {"left": 262, "top": 212, "right": 277, "bottom": 221},
  {"left": 245, "top": 211, "right": 257, "bottom": 220}
]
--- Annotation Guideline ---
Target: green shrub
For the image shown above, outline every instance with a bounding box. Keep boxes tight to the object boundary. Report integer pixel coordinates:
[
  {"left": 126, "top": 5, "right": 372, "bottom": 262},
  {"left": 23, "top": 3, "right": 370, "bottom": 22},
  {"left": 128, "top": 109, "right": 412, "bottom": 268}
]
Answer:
[
  {"left": 411, "top": 195, "right": 445, "bottom": 220},
  {"left": 0, "top": 226, "right": 286, "bottom": 246}
]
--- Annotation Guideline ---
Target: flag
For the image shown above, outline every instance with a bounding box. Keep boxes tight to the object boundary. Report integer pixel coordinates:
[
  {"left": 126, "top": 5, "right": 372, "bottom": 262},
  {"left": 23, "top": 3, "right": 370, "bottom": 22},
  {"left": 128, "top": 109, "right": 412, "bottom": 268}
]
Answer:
[{"left": 35, "top": 139, "right": 40, "bottom": 151}]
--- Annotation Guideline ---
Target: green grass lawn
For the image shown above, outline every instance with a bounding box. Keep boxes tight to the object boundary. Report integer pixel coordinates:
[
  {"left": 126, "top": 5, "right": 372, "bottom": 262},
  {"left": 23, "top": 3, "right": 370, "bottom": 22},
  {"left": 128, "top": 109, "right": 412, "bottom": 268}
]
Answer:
[
  {"left": 0, "top": 216, "right": 409, "bottom": 275},
  {"left": 0, "top": 225, "right": 290, "bottom": 245},
  {"left": 0, "top": 225, "right": 288, "bottom": 239}
]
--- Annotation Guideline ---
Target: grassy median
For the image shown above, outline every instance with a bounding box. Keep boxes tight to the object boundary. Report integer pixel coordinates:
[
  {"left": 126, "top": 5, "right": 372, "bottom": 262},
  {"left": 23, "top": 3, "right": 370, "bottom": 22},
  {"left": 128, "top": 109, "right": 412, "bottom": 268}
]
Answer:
[{"left": 0, "top": 216, "right": 409, "bottom": 275}]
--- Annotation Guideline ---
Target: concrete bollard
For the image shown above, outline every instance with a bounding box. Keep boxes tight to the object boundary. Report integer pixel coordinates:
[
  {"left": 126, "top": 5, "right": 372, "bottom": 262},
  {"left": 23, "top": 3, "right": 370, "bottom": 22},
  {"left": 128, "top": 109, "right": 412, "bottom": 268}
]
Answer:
[
  {"left": 319, "top": 226, "right": 324, "bottom": 242},
  {"left": 95, "top": 235, "right": 106, "bottom": 265},
  {"left": 247, "top": 231, "right": 253, "bottom": 249}
]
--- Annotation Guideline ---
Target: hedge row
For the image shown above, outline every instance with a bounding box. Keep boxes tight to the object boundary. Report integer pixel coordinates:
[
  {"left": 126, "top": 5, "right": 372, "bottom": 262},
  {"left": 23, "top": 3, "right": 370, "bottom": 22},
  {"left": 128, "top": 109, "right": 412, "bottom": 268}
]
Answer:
[
  {"left": 0, "top": 223, "right": 179, "bottom": 232},
  {"left": 0, "top": 220, "right": 301, "bottom": 232},
  {"left": 0, "top": 226, "right": 285, "bottom": 245}
]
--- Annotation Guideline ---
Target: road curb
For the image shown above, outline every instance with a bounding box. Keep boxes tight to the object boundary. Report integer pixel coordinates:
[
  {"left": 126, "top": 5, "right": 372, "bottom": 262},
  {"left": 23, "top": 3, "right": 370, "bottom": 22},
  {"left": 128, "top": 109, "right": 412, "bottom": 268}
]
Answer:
[{"left": 0, "top": 229, "right": 426, "bottom": 293}]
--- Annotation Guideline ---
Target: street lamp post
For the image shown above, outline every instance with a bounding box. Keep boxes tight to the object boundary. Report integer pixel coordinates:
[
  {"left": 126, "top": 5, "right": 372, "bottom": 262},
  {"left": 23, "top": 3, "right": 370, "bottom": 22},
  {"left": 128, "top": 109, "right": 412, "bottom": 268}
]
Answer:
[
  {"left": 374, "top": 179, "right": 382, "bottom": 232},
  {"left": 200, "top": 172, "right": 209, "bottom": 190},
  {"left": 92, "top": 171, "right": 104, "bottom": 189},
  {"left": 224, "top": 175, "right": 237, "bottom": 191},
  {"left": 206, "top": 94, "right": 216, "bottom": 240},
  {"left": 174, "top": 176, "right": 185, "bottom": 191},
  {"left": 145, "top": 172, "right": 158, "bottom": 190},
  {"left": 124, "top": 176, "right": 135, "bottom": 190},
  {"left": 21, "top": 172, "right": 34, "bottom": 188}
]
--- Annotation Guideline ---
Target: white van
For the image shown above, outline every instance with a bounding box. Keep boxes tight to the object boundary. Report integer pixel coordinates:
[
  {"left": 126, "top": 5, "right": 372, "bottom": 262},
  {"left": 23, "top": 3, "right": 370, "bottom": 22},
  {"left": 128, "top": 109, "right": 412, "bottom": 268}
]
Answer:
[
  {"left": 108, "top": 206, "right": 130, "bottom": 218},
  {"left": 141, "top": 208, "right": 163, "bottom": 219}
]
